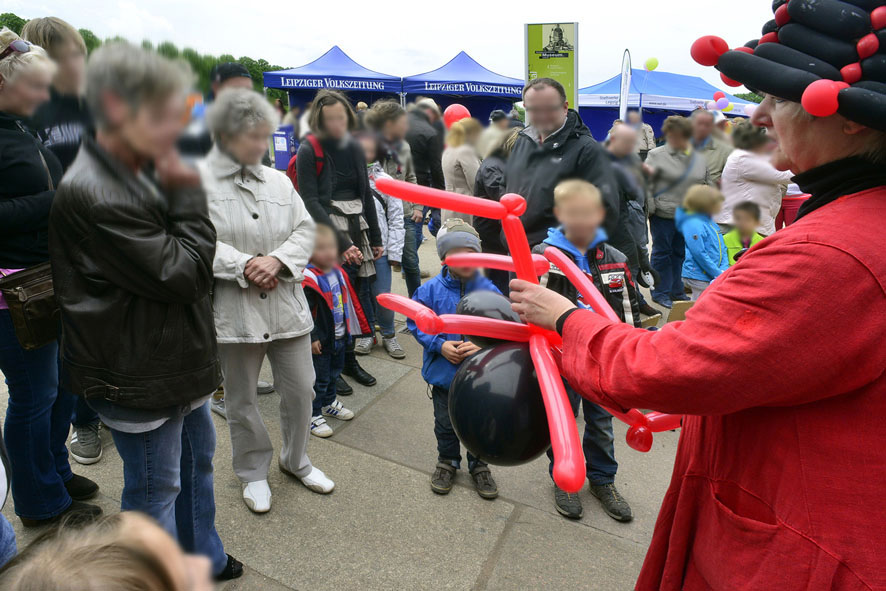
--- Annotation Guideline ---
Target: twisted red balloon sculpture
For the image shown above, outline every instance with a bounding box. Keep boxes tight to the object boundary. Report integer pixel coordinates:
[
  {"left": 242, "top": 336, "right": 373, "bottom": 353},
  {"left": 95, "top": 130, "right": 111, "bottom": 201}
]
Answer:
[{"left": 374, "top": 178, "right": 682, "bottom": 493}]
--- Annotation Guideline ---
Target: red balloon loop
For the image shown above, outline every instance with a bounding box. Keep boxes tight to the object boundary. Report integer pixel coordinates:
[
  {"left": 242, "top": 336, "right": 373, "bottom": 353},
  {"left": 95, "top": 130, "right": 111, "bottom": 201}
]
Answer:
[
  {"left": 802, "top": 79, "right": 843, "bottom": 117},
  {"left": 774, "top": 3, "right": 791, "bottom": 27},
  {"left": 856, "top": 33, "right": 879, "bottom": 60},
  {"left": 872, "top": 6, "right": 886, "bottom": 30},
  {"left": 646, "top": 411, "right": 684, "bottom": 432},
  {"left": 841, "top": 62, "right": 863, "bottom": 84},
  {"left": 759, "top": 32, "right": 779, "bottom": 45},
  {"left": 499, "top": 193, "right": 527, "bottom": 216},
  {"left": 691, "top": 35, "right": 729, "bottom": 67},
  {"left": 720, "top": 72, "right": 742, "bottom": 87},
  {"left": 625, "top": 425, "right": 653, "bottom": 452},
  {"left": 443, "top": 104, "right": 470, "bottom": 129},
  {"left": 713, "top": 91, "right": 726, "bottom": 101},
  {"left": 444, "top": 252, "right": 551, "bottom": 277}
]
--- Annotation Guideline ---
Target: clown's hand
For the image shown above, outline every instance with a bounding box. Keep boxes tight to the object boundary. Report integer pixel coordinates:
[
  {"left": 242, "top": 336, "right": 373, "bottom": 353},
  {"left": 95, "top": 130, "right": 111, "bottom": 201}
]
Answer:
[{"left": 509, "top": 279, "right": 577, "bottom": 331}]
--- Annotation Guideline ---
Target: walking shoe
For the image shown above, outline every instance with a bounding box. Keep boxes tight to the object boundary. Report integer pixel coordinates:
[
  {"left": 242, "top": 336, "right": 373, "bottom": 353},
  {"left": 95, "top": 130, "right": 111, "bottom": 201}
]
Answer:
[
  {"left": 651, "top": 295, "right": 673, "bottom": 309},
  {"left": 20, "top": 500, "right": 103, "bottom": 528},
  {"left": 335, "top": 376, "right": 353, "bottom": 396},
  {"left": 671, "top": 293, "right": 690, "bottom": 302},
  {"left": 214, "top": 554, "right": 244, "bottom": 582},
  {"left": 639, "top": 302, "right": 659, "bottom": 317},
  {"left": 430, "top": 462, "right": 457, "bottom": 495},
  {"left": 343, "top": 359, "right": 377, "bottom": 386},
  {"left": 470, "top": 465, "right": 498, "bottom": 500},
  {"left": 310, "top": 416, "right": 333, "bottom": 438},
  {"left": 322, "top": 400, "right": 354, "bottom": 420},
  {"left": 382, "top": 335, "right": 406, "bottom": 359},
  {"left": 257, "top": 380, "right": 275, "bottom": 395},
  {"left": 553, "top": 485, "right": 584, "bottom": 519},
  {"left": 210, "top": 396, "right": 227, "bottom": 419},
  {"left": 294, "top": 466, "right": 335, "bottom": 494},
  {"left": 354, "top": 336, "right": 374, "bottom": 355},
  {"left": 242, "top": 480, "right": 272, "bottom": 513},
  {"left": 70, "top": 422, "right": 102, "bottom": 465},
  {"left": 64, "top": 474, "right": 99, "bottom": 501},
  {"left": 589, "top": 483, "right": 633, "bottom": 522}
]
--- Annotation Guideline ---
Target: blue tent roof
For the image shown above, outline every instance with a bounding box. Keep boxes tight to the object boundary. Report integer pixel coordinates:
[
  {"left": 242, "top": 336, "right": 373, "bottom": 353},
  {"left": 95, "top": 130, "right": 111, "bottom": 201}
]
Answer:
[
  {"left": 402, "top": 51, "right": 523, "bottom": 98},
  {"left": 263, "top": 46, "right": 400, "bottom": 93},
  {"left": 578, "top": 68, "right": 751, "bottom": 112}
]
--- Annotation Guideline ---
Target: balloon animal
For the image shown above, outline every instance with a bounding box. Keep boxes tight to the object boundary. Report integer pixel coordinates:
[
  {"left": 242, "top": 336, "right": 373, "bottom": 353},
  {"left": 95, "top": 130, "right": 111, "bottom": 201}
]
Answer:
[{"left": 374, "top": 178, "right": 682, "bottom": 493}]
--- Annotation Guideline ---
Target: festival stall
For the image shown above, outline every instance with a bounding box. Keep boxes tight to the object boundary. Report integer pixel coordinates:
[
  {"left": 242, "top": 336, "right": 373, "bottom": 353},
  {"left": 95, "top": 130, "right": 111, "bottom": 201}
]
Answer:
[
  {"left": 402, "top": 51, "right": 523, "bottom": 124},
  {"left": 262, "top": 45, "right": 401, "bottom": 110},
  {"left": 577, "top": 68, "right": 753, "bottom": 140}
]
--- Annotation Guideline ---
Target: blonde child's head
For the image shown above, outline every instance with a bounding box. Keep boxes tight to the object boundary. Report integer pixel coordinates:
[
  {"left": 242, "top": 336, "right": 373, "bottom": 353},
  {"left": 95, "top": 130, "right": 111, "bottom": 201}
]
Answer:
[
  {"left": 311, "top": 224, "right": 339, "bottom": 271},
  {"left": 683, "top": 185, "right": 724, "bottom": 216},
  {"left": 553, "top": 179, "right": 605, "bottom": 247}
]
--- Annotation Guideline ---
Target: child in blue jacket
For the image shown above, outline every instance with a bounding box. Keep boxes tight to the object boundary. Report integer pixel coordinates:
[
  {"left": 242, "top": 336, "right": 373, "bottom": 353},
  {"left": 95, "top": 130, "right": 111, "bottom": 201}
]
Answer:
[
  {"left": 675, "top": 185, "right": 729, "bottom": 300},
  {"left": 408, "top": 219, "right": 500, "bottom": 500}
]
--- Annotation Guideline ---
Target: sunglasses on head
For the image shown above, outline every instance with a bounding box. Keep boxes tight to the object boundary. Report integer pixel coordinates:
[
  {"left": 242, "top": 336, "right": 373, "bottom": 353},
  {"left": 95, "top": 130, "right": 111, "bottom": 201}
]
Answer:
[{"left": 0, "top": 40, "right": 31, "bottom": 61}]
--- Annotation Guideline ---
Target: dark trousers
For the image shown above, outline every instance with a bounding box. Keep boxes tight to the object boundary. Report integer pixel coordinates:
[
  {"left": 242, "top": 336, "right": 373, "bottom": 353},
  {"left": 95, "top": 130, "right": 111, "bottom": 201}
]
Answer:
[
  {"left": 401, "top": 216, "right": 422, "bottom": 298},
  {"left": 649, "top": 215, "right": 686, "bottom": 299},
  {"left": 546, "top": 383, "right": 618, "bottom": 486},
  {"left": 72, "top": 396, "right": 99, "bottom": 428},
  {"left": 431, "top": 385, "right": 484, "bottom": 471},
  {"left": 312, "top": 338, "right": 346, "bottom": 416}
]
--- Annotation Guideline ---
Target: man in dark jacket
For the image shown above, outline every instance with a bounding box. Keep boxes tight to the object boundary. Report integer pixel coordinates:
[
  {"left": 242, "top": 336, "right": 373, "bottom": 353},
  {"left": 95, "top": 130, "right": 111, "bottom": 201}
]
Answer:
[
  {"left": 505, "top": 78, "right": 619, "bottom": 246},
  {"left": 48, "top": 43, "right": 242, "bottom": 582}
]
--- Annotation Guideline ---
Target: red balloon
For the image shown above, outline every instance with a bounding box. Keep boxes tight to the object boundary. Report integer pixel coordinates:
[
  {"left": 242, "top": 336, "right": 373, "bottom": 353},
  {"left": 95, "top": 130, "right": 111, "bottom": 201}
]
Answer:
[
  {"left": 733, "top": 46, "right": 754, "bottom": 55},
  {"left": 774, "top": 3, "right": 791, "bottom": 27},
  {"left": 801, "top": 79, "right": 845, "bottom": 117},
  {"left": 690, "top": 35, "right": 729, "bottom": 67},
  {"left": 646, "top": 411, "right": 684, "bottom": 432},
  {"left": 720, "top": 72, "right": 742, "bottom": 87},
  {"left": 443, "top": 103, "right": 470, "bottom": 129},
  {"left": 759, "top": 32, "right": 779, "bottom": 45},
  {"left": 543, "top": 247, "right": 620, "bottom": 323},
  {"left": 841, "top": 62, "right": 863, "bottom": 84},
  {"left": 625, "top": 425, "right": 653, "bottom": 452},
  {"left": 444, "top": 252, "right": 552, "bottom": 277},
  {"left": 713, "top": 91, "right": 726, "bottom": 101},
  {"left": 856, "top": 33, "right": 880, "bottom": 60},
  {"left": 375, "top": 177, "right": 507, "bottom": 219},
  {"left": 872, "top": 6, "right": 886, "bottom": 30}
]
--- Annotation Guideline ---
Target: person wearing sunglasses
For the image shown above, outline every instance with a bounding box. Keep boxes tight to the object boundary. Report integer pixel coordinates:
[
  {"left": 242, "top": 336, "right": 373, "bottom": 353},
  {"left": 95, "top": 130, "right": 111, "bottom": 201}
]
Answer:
[{"left": 0, "top": 27, "right": 103, "bottom": 534}]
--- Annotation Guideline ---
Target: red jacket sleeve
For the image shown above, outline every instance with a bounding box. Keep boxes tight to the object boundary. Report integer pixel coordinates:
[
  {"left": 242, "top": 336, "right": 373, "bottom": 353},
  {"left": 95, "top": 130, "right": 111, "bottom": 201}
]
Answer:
[{"left": 560, "top": 239, "right": 886, "bottom": 415}]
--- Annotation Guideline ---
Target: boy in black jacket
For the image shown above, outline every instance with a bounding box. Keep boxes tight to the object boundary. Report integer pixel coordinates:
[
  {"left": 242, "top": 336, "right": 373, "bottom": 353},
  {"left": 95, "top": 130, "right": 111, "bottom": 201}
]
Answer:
[{"left": 532, "top": 179, "right": 639, "bottom": 523}]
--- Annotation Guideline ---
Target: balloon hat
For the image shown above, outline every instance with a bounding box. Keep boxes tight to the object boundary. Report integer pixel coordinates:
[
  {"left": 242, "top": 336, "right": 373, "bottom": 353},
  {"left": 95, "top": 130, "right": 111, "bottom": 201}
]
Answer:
[
  {"left": 691, "top": 0, "right": 886, "bottom": 130},
  {"left": 374, "top": 178, "right": 682, "bottom": 493}
]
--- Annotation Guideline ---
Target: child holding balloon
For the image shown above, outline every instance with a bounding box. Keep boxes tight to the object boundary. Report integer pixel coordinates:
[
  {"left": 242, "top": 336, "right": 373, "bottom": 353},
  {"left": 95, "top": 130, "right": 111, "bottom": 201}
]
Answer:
[{"left": 407, "top": 219, "right": 501, "bottom": 500}]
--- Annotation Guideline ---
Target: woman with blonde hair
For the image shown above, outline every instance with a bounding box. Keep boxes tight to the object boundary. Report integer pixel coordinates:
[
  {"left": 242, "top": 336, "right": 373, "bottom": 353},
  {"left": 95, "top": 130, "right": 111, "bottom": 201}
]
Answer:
[{"left": 441, "top": 117, "right": 482, "bottom": 223}]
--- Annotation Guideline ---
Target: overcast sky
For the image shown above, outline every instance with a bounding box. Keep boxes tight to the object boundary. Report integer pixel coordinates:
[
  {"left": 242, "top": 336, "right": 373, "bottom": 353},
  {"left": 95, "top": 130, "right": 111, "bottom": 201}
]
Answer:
[{"left": 7, "top": 0, "right": 773, "bottom": 92}]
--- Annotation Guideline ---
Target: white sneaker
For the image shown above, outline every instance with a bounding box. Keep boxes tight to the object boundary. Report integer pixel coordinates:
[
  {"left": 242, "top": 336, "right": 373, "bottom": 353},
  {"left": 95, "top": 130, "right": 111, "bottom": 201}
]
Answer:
[
  {"left": 310, "top": 416, "right": 333, "bottom": 438},
  {"left": 322, "top": 399, "right": 354, "bottom": 421},
  {"left": 354, "top": 336, "right": 374, "bottom": 355},
  {"left": 382, "top": 336, "right": 406, "bottom": 359},
  {"left": 242, "top": 480, "right": 272, "bottom": 513},
  {"left": 298, "top": 466, "right": 335, "bottom": 494}
]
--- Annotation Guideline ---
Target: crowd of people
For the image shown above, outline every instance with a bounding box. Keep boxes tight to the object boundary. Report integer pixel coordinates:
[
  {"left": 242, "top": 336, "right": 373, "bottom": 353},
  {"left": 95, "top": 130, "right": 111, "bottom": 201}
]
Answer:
[{"left": 0, "top": 9, "right": 861, "bottom": 589}]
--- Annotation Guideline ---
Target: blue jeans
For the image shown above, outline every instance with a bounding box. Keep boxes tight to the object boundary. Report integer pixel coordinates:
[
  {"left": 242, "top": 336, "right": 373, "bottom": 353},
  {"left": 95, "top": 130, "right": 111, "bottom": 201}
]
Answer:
[
  {"left": 401, "top": 216, "right": 422, "bottom": 298},
  {"left": 110, "top": 402, "right": 228, "bottom": 575},
  {"left": 649, "top": 215, "right": 686, "bottom": 299},
  {"left": 0, "top": 514, "right": 15, "bottom": 567},
  {"left": 372, "top": 255, "right": 395, "bottom": 336},
  {"left": 431, "top": 385, "right": 484, "bottom": 471},
  {"left": 0, "top": 310, "right": 75, "bottom": 520},
  {"left": 546, "top": 383, "right": 618, "bottom": 486},
  {"left": 312, "top": 338, "right": 346, "bottom": 416}
]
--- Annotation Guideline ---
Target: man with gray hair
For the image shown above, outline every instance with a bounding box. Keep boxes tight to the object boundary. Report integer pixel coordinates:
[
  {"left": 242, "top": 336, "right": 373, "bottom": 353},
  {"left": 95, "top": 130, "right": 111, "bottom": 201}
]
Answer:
[{"left": 49, "top": 43, "right": 242, "bottom": 582}]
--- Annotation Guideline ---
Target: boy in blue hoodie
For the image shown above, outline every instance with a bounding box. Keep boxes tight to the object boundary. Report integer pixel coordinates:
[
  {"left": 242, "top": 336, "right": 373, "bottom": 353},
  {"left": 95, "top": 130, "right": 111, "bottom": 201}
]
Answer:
[
  {"left": 532, "top": 179, "right": 639, "bottom": 523},
  {"left": 408, "top": 219, "right": 500, "bottom": 500},
  {"left": 675, "top": 185, "right": 729, "bottom": 300}
]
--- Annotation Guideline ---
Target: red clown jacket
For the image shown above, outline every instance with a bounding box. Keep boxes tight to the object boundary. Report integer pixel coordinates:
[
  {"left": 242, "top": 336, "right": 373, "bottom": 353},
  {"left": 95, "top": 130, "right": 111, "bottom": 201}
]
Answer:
[{"left": 560, "top": 186, "right": 886, "bottom": 590}]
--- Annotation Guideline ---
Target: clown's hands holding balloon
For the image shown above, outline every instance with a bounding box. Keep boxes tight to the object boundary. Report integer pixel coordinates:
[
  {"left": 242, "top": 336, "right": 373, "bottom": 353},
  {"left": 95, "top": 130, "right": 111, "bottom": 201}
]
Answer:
[{"left": 509, "top": 279, "right": 577, "bottom": 331}]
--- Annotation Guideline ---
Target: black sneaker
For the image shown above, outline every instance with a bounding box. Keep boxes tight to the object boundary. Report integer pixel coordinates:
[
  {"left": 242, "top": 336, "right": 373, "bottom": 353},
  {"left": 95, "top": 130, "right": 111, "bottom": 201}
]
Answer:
[
  {"left": 430, "top": 462, "right": 456, "bottom": 495},
  {"left": 589, "top": 483, "right": 633, "bottom": 522},
  {"left": 343, "top": 359, "right": 377, "bottom": 387},
  {"left": 20, "top": 500, "right": 102, "bottom": 528},
  {"left": 470, "top": 465, "right": 498, "bottom": 500},
  {"left": 214, "top": 554, "right": 244, "bottom": 581},
  {"left": 336, "top": 376, "right": 353, "bottom": 396},
  {"left": 553, "top": 485, "right": 583, "bottom": 519},
  {"left": 64, "top": 474, "right": 99, "bottom": 501},
  {"left": 639, "top": 302, "right": 659, "bottom": 317}
]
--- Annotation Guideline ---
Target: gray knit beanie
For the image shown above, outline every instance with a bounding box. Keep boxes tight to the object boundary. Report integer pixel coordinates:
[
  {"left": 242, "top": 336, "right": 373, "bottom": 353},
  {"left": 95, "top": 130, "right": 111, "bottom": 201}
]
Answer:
[{"left": 436, "top": 218, "right": 481, "bottom": 260}]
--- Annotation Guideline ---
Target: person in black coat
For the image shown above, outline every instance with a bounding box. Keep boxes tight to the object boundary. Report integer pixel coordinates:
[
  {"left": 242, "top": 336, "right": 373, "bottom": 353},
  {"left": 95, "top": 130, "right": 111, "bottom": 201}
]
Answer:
[{"left": 0, "top": 28, "right": 101, "bottom": 528}]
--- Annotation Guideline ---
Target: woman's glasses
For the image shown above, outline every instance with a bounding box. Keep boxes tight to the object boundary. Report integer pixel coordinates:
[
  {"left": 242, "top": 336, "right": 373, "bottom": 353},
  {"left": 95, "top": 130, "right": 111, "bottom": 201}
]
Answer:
[{"left": 0, "top": 40, "right": 31, "bottom": 61}]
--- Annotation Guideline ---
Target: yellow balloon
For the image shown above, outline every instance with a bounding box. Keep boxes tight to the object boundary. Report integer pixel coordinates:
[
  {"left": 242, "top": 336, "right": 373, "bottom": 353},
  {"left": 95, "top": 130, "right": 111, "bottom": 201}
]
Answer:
[
  {"left": 723, "top": 103, "right": 734, "bottom": 112},
  {"left": 644, "top": 57, "right": 659, "bottom": 71}
]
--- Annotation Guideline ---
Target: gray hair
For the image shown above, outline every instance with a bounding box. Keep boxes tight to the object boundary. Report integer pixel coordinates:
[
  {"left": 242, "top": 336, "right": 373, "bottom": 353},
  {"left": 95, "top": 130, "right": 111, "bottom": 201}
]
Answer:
[
  {"left": 206, "top": 88, "right": 279, "bottom": 140},
  {"left": 86, "top": 42, "right": 192, "bottom": 129},
  {"left": 690, "top": 109, "right": 715, "bottom": 122}
]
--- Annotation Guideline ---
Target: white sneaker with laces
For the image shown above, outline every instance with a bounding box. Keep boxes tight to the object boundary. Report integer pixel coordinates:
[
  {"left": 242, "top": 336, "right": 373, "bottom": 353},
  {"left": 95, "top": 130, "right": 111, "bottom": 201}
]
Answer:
[
  {"left": 242, "top": 480, "right": 272, "bottom": 513},
  {"left": 310, "top": 416, "right": 333, "bottom": 438},
  {"left": 354, "top": 336, "right": 374, "bottom": 355},
  {"left": 298, "top": 466, "right": 335, "bottom": 494},
  {"left": 322, "top": 399, "right": 354, "bottom": 421},
  {"left": 382, "top": 336, "right": 406, "bottom": 359}
]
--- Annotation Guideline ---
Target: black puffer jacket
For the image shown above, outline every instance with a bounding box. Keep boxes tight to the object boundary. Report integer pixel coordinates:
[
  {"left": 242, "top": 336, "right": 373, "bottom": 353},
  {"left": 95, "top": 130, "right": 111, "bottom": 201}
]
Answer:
[
  {"left": 405, "top": 110, "right": 445, "bottom": 190},
  {"left": 49, "top": 136, "right": 221, "bottom": 409},
  {"left": 0, "top": 111, "right": 64, "bottom": 268},
  {"left": 505, "top": 110, "right": 619, "bottom": 246}
]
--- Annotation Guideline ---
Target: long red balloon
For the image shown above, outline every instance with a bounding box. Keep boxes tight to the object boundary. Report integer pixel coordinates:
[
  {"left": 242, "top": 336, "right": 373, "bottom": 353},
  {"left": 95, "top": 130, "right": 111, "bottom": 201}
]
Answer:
[
  {"left": 375, "top": 178, "right": 508, "bottom": 220},
  {"left": 444, "top": 252, "right": 551, "bottom": 277},
  {"left": 543, "top": 247, "right": 620, "bottom": 323}
]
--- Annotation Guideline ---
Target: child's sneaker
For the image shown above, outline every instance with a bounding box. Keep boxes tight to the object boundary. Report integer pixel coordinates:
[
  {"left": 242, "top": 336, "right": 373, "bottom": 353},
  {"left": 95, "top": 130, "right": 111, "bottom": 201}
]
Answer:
[
  {"left": 382, "top": 335, "right": 406, "bottom": 359},
  {"left": 321, "top": 400, "right": 354, "bottom": 421},
  {"left": 470, "top": 465, "right": 499, "bottom": 500},
  {"left": 430, "top": 462, "right": 457, "bottom": 495},
  {"left": 310, "top": 416, "right": 333, "bottom": 438}
]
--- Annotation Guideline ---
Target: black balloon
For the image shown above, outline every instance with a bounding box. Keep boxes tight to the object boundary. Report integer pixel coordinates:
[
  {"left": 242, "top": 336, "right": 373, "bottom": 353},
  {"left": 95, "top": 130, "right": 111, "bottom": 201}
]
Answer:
[
  {"left": 455, "top": 290, "right": 522, "bottom": 348},
  {"left": 448, "top": 343, "right": 550, "bottom": 466}
]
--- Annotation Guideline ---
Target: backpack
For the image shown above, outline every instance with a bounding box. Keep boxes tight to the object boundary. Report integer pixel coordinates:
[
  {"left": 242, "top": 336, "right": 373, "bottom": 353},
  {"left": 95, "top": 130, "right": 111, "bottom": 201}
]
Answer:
[{"left": 286, "top": 134, "right": 324, "bottom": 191}]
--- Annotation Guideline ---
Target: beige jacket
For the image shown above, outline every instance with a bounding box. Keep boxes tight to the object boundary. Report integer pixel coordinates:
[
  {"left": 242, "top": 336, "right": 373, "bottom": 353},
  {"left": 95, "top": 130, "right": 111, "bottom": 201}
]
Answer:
[
  {"left": 441, "top": 144, "right": 481, "bottom": 224},
  {"left": 198, "top": 147, "right": 315, "bottom": 344},
  {"left": 694, "top": 136, "right": 733, "bottom": 186},
  {"left": 636, "top": 123, "right": 656, "bottom": 153}
]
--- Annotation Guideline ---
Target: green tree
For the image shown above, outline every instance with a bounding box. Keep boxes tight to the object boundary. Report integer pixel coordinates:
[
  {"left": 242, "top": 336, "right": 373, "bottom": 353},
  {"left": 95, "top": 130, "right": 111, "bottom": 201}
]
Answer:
[
  {"left": 735, "top": 92, "right": 763, "bottom": 104},
  {"left": 156, "top": 41, "right": 179, "bottom": 59},
  {"left": 79, "top": 28, "right": 101, "bottom": 53},
  {"left": 0, "top": 12, "right": 26, "bottom": 34}
]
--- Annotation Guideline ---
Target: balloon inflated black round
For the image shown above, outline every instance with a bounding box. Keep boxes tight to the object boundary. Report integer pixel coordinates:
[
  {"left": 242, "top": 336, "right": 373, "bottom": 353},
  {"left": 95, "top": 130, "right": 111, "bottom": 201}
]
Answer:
[
  {"left": 449, "top": 343, "right": 550, "bottom": 466},
  {"left": 455, "top": 290, "right": 522, "bottom": 348}
]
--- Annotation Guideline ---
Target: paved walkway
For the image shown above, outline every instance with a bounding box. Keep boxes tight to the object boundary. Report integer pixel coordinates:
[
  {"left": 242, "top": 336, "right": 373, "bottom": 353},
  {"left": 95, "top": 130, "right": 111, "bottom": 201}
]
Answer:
[{"left": 0, "top": 235, "right": 678, "bottom": 590}]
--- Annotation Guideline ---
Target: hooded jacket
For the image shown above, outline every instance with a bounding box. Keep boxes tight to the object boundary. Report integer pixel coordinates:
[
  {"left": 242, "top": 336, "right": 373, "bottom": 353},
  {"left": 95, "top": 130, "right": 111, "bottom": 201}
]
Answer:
[
  {"left": 533, "top": 227, "right": 641, "bottom": 328},
  {"left": 723, "top": 228, "right": 764, "bottom": 265},
  {"left": 408, "top": 267, "right": 499, "bottom": 389},
  {"left": 675, "top": 208, "right": 729, "bottom": 282},
  {"left": 367, "top": 163, "right": 405, "bottom": 263},
  {"left": 505, "top": 110, "right": 620, "bottom": 246}
]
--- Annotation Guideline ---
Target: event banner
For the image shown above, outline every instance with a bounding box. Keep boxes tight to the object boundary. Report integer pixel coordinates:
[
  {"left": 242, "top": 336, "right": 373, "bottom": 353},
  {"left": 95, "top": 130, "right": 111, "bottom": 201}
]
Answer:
[{"left": 525, "top": 23, "right": 579, "bottom": 112}]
